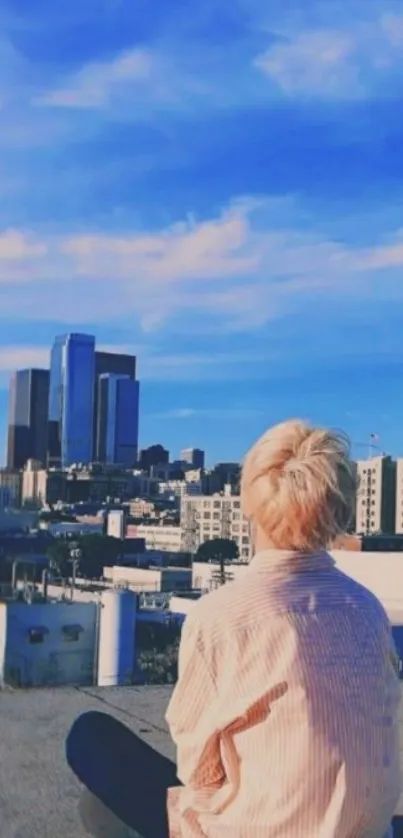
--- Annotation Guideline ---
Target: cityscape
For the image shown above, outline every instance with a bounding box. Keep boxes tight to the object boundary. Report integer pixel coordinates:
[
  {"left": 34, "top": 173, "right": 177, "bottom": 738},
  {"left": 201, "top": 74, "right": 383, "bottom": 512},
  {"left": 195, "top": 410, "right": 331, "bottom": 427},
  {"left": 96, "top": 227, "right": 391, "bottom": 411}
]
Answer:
[{"left": 2, "top": 0, "right": 403, "bottom": 832}]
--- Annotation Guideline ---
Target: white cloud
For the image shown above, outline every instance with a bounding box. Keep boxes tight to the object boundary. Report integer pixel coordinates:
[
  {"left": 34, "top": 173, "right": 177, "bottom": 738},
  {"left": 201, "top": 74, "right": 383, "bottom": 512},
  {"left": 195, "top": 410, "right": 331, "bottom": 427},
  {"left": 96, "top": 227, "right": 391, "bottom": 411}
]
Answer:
[
  {"left": 255, "top": 16, "right": 403, "bottom": 98},
  {"left": 0, "top": 230, "right": 47, "bottom": 261},
  {"left": 0, "top": 345, "right": 50, "bottom": 372},
  {"left": 35, "top": 48, "right": 155, "bottom": 108},
  {"left": 149, "top": 406, "right": 264, "bottom": 419},
  {"left": 34, "top": 45, "right": 206, "bottom": 112},
  {"left": 0, "top": 195, "right": 402, "bottom": 333}
]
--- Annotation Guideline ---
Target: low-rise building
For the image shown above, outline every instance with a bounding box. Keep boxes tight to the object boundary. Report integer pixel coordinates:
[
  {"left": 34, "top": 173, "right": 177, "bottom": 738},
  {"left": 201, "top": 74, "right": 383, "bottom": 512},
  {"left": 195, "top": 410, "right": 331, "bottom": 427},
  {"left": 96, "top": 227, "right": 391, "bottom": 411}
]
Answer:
[
  {"left": 0, "top": 469, "right": 22, "bottom": 508},
  {"left": 103, "top": 565, "right": 191, "bottom": 593},
  {"left": 127, "top": 523, "right": 184, "bottom": 552}
]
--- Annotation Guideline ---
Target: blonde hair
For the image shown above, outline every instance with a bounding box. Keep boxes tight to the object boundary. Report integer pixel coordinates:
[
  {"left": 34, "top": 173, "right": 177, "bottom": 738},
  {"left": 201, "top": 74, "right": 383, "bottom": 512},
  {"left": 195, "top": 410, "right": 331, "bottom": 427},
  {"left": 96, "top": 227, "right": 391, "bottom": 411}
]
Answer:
[{"left": 241, "top": 419, "right": 357, "bottom": 552}]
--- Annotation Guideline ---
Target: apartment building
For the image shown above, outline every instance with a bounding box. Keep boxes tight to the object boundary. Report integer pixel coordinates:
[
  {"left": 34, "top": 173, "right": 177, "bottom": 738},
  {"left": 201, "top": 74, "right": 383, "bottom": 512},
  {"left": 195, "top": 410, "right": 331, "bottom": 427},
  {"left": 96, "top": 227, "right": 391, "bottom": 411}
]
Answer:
[
  {"left": 181, "top": 487, "right": 251, "bottom": 560},
  {"left": 356, "top": 455, "right": 396, "bottom": 535},
  {"left": 394, "top": 460, "right": 403, "bottom": 535}
]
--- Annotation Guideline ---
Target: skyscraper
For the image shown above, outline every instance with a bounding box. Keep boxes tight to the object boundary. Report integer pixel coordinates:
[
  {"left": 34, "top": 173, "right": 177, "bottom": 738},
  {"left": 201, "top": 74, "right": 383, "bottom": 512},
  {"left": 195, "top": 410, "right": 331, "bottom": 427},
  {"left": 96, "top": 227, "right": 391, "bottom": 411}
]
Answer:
[
  {"left": 96, "top": 374, "right": 140, "bottom": 467},
  {"left": 180, "top": 448, "right": 205, "bottom": 469},
  {"left": 93, "top": 351, "right": 137, "bottom": 460},
  {"left": 7, "top": 369, "right": 50, "bottom": 469},
  {"left": 48, "top": 334, "right": 95, "bottom": 468}
]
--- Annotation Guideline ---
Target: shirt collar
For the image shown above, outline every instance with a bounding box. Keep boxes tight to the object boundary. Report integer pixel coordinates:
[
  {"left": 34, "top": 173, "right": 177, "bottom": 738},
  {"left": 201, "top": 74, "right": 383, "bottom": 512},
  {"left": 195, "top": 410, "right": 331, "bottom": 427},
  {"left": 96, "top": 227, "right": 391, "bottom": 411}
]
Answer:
[{"left": 249, "top": 548, "right": 335, "bottom": 577}]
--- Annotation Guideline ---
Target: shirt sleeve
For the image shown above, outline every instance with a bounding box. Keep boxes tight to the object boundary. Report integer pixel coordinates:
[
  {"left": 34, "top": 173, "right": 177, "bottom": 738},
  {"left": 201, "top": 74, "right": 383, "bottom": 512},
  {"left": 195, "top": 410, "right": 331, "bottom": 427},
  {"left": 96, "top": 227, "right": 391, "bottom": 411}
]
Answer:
[{"left": 165, "top": 614, "right": 225, "bottom": 789}]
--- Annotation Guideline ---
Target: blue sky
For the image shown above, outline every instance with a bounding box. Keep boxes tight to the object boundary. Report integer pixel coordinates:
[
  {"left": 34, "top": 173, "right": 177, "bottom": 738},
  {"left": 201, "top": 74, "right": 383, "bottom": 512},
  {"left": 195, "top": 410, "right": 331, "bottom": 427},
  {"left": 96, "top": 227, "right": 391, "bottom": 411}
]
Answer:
[{"left": 1, "top": 0, "right": 403, "bottom": 464}]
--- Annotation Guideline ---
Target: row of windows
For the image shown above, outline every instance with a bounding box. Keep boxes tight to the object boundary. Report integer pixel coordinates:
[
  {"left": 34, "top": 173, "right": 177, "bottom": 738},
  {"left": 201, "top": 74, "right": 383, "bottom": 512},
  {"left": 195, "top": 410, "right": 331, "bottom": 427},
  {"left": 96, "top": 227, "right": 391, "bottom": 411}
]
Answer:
[{"left": 27, "top": 625, "right": 84, "bottom": 645}]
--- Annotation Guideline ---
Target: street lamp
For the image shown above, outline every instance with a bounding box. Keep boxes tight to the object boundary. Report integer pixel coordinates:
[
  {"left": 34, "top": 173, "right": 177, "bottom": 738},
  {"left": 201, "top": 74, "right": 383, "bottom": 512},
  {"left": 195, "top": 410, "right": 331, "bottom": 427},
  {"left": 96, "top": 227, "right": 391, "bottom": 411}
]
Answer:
[{"left": 69, "top": 541, "right": 82, "bottom": 601}]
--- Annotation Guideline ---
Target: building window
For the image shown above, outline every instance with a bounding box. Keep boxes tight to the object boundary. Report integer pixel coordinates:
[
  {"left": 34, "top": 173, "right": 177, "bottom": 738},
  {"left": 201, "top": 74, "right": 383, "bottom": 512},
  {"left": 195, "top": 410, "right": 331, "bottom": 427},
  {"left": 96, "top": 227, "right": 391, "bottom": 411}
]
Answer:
[
  {"left": 27, "top": 626, "right": 49, "bottom": 645},
  {"left": 241, "top": 548, "right": 249, "bottom": 557},
  {"left": 213, "top": 501, "right": 221, "bottom": 509},
  {"left": 242, "top": 536, "right": 249, "bottom": 545},
  {"left": 213, "top": 513, "right": 220, "bottom": 520},
  {"left": 232, "top": 512, "right": 240, "bottom": 521},
  {"left": 62, "top": 624, "right": 83, "bottom": 643},
  {"left": 203, "top": 512, "right": 211, "bottom": 519}
]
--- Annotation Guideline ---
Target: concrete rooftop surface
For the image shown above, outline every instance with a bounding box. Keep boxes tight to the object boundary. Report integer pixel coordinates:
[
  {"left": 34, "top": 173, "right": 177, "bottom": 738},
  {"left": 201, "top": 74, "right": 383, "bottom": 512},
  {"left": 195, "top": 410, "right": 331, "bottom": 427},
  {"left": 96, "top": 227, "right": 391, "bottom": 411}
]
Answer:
[
  {"left": 0, "top": 684, "right": 174, "bottom": 838},
  {"left": 0, "top": 683, "right": 403, "bottom": 838}
]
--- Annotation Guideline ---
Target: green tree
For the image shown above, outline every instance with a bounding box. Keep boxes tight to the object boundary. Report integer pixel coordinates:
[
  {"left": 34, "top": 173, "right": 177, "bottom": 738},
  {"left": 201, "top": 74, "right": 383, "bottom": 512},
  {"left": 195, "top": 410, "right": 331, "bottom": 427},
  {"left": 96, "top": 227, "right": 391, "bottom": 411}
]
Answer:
[
  {"left": 195, "top": 538, "right": 239, "bottom": 586},
  {"left": 46, "top": 540, "right": 71, "bottom": 577},
  {"left": 76, "top": 534, "right": 123, "bottom": 578}
]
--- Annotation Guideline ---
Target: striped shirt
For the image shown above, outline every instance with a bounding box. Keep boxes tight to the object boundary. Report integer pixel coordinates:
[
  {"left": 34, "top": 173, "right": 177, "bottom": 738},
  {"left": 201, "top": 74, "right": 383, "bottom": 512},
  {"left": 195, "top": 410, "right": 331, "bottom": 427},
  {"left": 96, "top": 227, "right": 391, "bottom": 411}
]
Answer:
[{"left": 165, "top": 549, "right": 401, "bottom": 838}]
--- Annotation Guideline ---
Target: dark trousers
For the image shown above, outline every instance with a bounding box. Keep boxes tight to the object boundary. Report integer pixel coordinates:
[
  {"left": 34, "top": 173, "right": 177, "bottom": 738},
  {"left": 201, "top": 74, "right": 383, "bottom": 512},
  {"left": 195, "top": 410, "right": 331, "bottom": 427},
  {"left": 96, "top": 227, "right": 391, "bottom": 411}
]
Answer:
[
  {"left": 67, "top": 710, "right": 403, "bottom": 838},
  {"left": 66, "top": 710, "right": 180, "bottom": 838}
]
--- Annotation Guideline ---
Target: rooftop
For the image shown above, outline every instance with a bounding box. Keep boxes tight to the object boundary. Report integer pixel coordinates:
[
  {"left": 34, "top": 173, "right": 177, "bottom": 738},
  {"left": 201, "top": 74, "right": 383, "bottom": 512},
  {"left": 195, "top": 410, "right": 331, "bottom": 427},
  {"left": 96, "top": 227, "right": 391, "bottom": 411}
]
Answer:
[
  {"left": 0, "top": 684, "right": 173, "bottom": 838},
  {"left": 1, "top": 683, "right": 403, "bottom": 837}
]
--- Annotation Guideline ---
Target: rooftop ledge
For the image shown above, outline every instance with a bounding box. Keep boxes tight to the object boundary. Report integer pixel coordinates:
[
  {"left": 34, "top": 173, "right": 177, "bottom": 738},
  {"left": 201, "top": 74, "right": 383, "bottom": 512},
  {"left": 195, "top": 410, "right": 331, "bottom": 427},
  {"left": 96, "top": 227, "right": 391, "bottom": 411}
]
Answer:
[{"left": 0, "top": 684, "right": 402, "bottom": 838}]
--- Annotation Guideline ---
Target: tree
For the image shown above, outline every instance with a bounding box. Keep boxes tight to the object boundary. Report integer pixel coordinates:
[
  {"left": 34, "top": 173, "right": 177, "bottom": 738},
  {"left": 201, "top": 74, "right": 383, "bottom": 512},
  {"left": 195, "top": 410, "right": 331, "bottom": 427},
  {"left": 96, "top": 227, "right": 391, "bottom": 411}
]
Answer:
[
  {"left": 46, "top": 540, "right": 71, "bottom": 577},
  {"left": 74, "top": 534, "right": 123, "bottom": 579},
  {"left": 195, "top": 538, "right": 239, "bottom": 586},
  {"left": 46, "top": 534, "right": 122, "bottom": 580}
]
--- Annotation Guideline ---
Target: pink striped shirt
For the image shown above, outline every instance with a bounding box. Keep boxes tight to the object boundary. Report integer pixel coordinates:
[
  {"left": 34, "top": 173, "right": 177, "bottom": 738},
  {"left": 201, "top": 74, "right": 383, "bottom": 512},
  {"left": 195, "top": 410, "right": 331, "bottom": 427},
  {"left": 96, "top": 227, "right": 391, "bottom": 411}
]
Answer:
[{"left": 165, "top": 549, "right": 401, "bottom": 838}]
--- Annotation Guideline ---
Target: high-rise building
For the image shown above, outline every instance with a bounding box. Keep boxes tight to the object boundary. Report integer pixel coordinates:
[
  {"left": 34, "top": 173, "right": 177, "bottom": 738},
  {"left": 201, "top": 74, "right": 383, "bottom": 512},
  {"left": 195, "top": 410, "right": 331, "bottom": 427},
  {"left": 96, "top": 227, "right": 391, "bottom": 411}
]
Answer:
[
  {"left": 48, "top": 334, "right": 95, "bottom": 468},
  {"left": 355, "top": 455, "right": 396, "bottom": 535},
  {"left": 7, "top": 369, "right": 49, "bottom": 469},
  {"left": 97, "top": 374, "right": 140, "bottom": 467},
  {"left": 93, "top": 351, "right": 136, "bottom": 460},
  {"left": 139, "top": 444, "right": 169, "bottom": 469},
  {"left": 180, "top": 448, "right": 205, "bottom": 469}
]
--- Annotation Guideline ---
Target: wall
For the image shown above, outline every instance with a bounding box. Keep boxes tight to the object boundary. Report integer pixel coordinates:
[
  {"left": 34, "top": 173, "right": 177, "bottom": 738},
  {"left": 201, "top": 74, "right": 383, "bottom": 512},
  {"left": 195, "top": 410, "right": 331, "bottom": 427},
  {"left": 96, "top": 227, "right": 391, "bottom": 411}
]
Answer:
[
  {"left": 103, "top": 565, "right": 161, "bottom": 591},
  {"left": 331, "top": 550, "right": 403, "bottom": 612},
  {"left": 169, "top": 595, "right": 200, "bottom": 616},
  {"left": 3, "top": 600, "right": 97, "bottom": 688},
  {"left": 128, "top": 524, "right": 184, "bottom": 552},
  {"left": 160, "top": 568, "right": 191, "bottom": 592},
  {"left": 192, "top": 559, "right": 249, "bottom": 590},
  {"left": 103, "top": 564, "right": 191, "bottom": 592}
]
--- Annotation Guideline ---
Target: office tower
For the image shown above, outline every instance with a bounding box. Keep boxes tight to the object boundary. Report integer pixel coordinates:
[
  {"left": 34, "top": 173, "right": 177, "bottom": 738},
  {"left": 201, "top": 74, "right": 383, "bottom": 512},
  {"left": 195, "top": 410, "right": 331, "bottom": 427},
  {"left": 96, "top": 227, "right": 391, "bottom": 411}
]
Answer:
[
  {"left": 97, "top": 374, "right": 140, "bottom": 467},
  {"left": 7, "top": 369, "right": 50, "bottom": 469},
  {"left": 48, "top": 334, "right": 95, "bottom": 468},
  {"left": 356, "top": 455, "right": 396, "bottom": 535},
  {"left": 93, "top": 351, "right": 136, "bottom": 459},
  {"left": 139, "top": 444, "right": 169, "bottom": 469},
  {"left": 180, "top": 448, "right": 205, "bottom": 469}
]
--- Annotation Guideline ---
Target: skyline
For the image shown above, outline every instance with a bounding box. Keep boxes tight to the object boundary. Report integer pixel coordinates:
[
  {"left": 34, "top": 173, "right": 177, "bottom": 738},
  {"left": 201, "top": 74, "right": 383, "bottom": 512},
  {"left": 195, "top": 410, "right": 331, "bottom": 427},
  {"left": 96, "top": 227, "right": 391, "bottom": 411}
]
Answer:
[{"left": 1, "top": 0, "right": 403, "bottom": 462}]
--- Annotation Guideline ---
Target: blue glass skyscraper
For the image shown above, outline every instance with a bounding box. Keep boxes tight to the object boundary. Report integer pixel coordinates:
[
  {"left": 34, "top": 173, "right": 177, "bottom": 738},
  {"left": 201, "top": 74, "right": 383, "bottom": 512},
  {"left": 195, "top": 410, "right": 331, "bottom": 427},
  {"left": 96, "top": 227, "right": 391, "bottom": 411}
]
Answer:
[
  {"left": 48, "top": 334, "right": 95, "bottom": 468},
  {"left": 97, "top": 374, "right": 140, "bottom": 467}
]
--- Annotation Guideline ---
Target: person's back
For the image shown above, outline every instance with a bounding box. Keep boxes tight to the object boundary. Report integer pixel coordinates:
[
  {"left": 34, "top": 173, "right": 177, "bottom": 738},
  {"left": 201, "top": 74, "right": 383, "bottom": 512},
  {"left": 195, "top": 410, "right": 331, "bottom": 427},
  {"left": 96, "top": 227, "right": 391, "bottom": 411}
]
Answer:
[{"left": 166, "top": 420, "right": 401, "bottom": 838}]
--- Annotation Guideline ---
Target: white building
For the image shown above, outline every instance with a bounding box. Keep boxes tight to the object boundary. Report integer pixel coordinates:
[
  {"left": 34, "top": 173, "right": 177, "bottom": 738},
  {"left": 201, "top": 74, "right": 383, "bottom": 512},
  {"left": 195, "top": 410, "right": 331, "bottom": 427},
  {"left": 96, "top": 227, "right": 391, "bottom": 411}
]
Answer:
[
  {"left": 0, "top": 599, "right": 97, "bottom": 688},
  {"left": 107, "top": 509, "right": 125, "bottom": 539},
  {"left": 131, "top": 524, "right": 184, "bottom": 552},
  {"left": 355, "top": 455, "right": 396, "bottom": 535},
  {"left": 0, "top": 589, "right": 138, "bottom": 689},
  {"left": 22, "top": 461, "right": 48, "bottom": 507},
  {"left": 181, "top": 488, "right": 251, "bottom": 559},
  {"left": 103, "top": 564, "right": 191, "bottom": 593}
]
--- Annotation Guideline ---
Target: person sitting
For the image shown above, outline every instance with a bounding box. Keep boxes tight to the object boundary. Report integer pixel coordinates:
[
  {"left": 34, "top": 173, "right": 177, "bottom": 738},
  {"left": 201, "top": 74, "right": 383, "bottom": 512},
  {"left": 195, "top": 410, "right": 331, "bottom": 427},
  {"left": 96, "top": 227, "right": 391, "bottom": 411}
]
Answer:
[{"left": 165, "top": 419, "right": 401, "bottom": 838}]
